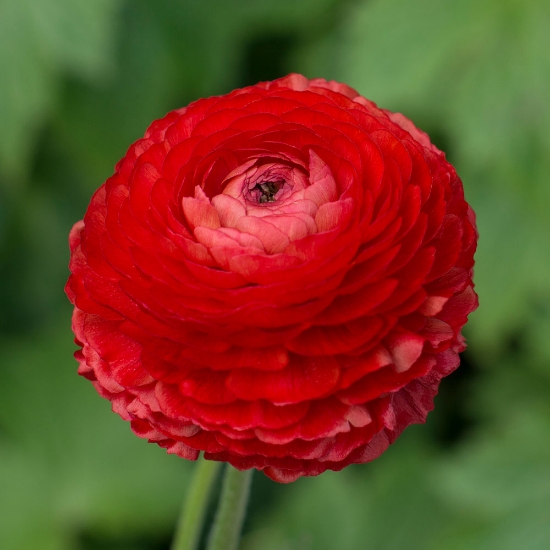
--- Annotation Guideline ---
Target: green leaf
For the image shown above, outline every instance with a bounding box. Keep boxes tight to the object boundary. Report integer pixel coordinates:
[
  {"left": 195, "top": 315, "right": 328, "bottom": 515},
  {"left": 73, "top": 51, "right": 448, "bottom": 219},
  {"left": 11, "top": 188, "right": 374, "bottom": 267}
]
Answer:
[
  {"left": 435, "top": 405, "right": 550, "bottom": 550},
  {"left": 0, "top": 0, "right": 120, "bottom": 180},
  {"left": 242, "top": 434, "right": 453, "bottom": 550},
  {"left": 0, "top": 321, "right": 192, "bottom": 546},
  {"left": 463, "top": 183, "right": 550, "bottom": 356},
  {"left": 338, "top": 0, "right": 550, "bottom": 165},
  {"left": 0, "top": 446, "right": 70, "bottom": 550}
]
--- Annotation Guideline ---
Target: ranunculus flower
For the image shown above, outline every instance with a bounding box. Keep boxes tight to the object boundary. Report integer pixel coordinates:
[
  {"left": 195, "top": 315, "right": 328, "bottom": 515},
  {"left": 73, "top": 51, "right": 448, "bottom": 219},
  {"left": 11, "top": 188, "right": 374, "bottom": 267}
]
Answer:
[{"left": 66, "top": 74, "right": 477, "bottom": 483}]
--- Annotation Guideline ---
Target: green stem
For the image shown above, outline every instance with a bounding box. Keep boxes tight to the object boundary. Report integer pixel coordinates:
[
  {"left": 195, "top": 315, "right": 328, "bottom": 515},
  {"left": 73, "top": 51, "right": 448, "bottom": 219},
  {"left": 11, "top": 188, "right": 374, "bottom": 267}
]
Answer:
[
  {"left": 171, "top": 457, "right": 222, "bottom": 550},
  {"left": 206, "top": 465, "right": 254, "bottom": 550}
]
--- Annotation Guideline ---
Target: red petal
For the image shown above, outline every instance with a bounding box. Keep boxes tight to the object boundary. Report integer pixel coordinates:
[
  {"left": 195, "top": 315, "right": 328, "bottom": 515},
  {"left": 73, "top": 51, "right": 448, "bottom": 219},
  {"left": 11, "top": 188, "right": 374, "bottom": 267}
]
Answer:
[{"left": 226, "top": 355, "right": 340, "bottom": 404}]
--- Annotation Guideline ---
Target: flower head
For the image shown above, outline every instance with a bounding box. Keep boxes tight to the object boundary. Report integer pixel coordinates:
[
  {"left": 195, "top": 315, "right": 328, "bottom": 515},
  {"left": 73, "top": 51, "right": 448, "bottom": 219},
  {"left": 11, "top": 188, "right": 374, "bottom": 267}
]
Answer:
[{"left": 66, "top": 74, "right": 477, "bottom": 482}]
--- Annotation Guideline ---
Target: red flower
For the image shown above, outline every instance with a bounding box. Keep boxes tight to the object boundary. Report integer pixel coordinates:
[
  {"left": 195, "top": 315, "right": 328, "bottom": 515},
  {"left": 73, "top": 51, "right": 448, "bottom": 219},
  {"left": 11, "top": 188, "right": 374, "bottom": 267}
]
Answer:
[{"left": 66, "top": 74, "right": 477, "bottom": 483}]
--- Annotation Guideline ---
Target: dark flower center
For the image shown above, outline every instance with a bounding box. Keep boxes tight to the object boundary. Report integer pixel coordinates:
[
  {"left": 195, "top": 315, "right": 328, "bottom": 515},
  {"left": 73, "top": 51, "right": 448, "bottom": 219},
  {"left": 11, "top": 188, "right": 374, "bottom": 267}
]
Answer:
[{"left": 253, "top": 181, "right": 282, "bottom": 203}]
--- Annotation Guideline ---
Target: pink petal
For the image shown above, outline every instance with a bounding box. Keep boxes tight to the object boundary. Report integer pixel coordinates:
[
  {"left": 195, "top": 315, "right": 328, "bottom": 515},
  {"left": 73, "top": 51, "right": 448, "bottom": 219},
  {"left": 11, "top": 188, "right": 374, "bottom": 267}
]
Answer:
[
  {"left": 211, "top": 194, "right": 246, "bottom": 227},
  {"left": 386, "top": 333, "right": 425, "bottom": 373},
  {"left": 164, "top": 441, "right": 201, "bottom": 460},
  {"left": 262, "top": 214, "right": 310, "bottom": 241},
  {"left": 236, "top": 216, "right": 290, "bottom": 254},
  {"left": 345, "top": 405, "right": 372, "bottom": 428},
  {"left": 193, "top": 185, "right": 210, "bottom": 202},
  {"left": 209, "top": 245, "right": 272, "bottom": 271},
  {"left": 304, "top": 150, "right": 338, "bottom": 206},
  {"left": 418, "top": 295, "right": 449, "bottom": 317},
  {"left": 181, "top": 196, "right": 221, "bottom": 230},
  {"left": 194, "top": 226, "right": 243, "bottom": 250},
  {"left": 218, "top": 227, "right": 265, "bottom": 250},
  {"left": 315, "top": 198, "right": 353, "bottom": 232},
  {"left": 194, "top": 224, "right": 264, "bottom": 252}
]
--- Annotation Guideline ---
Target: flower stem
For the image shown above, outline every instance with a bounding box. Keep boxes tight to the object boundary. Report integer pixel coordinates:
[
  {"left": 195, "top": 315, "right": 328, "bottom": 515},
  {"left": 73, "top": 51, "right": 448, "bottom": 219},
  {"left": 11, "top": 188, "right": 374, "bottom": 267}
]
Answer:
[
  {"left": 171, "top": 457, "right": 222, "bottom": 550},
  {"left": 205, "top": 465, "right": 254, "bottom": 550}
]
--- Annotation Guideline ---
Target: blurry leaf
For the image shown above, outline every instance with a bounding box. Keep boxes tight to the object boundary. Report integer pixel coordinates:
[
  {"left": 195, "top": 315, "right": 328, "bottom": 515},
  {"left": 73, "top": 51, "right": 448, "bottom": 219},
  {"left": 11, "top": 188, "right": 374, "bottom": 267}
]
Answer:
[
  {"left": 430, "top": 353, "right": 550, "bottom": 550},
  {"left": 0, "top": 0, "right": 121, "bottom": 180},
  {"left": 436, "top": 405, "right": 550, "bottom": 550},
  {"left": 243, "top": 403, "right": 550, "bottom": 550},
  {"left": 0, "top": 319, "right": 192, "bottom": 546},
  {"left": 339, "top": 0, "right": 550, "bottom": 167},
  {"left": 0, "top": 181, "right": 83, "bottom": 333},
  {"left": 524, "top": 305, "right": 550, "bottom": 376},
  {"left": 463, "top": 184, "right": 550, "bottom": 355},
  {"left": 53, "top": 0, "right": 339, "bottom": 191},
  {"left": 440, "top": 410, "right": 550, "bottom": 515},
  {"left": 243, "top": 434, "right": 454, "bottom": 550},
  {"left": 0, "top": 447, "right": 70, "bottom": 550}
]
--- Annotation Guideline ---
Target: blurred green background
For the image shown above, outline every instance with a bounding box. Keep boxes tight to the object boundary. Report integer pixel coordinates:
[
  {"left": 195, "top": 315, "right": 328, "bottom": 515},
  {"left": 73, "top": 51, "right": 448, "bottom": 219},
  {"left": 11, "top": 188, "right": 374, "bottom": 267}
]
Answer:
[{"left": 1, "top": 0, "right": 549, "bottom": 548}]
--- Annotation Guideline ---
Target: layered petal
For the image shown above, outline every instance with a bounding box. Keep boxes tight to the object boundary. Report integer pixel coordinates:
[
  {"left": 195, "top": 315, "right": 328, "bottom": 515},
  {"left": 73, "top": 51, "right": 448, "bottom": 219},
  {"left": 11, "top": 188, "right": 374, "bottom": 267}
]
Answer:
[{"left": 66, "top": 73, "right": 477, "bottom": 482}]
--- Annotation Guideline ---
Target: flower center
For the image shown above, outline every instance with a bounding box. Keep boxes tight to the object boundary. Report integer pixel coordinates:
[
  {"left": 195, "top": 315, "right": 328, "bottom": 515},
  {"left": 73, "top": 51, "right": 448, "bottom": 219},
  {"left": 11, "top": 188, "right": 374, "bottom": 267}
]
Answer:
[{"left": 253, "top": 180, "right": 283, "bottom": 203}]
